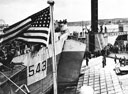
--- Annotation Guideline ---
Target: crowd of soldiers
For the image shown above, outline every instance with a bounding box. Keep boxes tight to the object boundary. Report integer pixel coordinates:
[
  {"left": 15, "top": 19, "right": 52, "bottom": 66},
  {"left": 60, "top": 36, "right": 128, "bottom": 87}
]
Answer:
[
  {"left": 0, "top": 40, "right": 42, "bottom": 71},
  {"left": 84, "top": 43, "right": 128, "bottom": 68},
  {"left": 112, "top": 44, "right": 128, "bottom": 53},
  {"left": 84, "top": 48, "right": 108, "bottom": 68},
  {"left": 102, "top": 43, "right": 128, "bottom": 54}
]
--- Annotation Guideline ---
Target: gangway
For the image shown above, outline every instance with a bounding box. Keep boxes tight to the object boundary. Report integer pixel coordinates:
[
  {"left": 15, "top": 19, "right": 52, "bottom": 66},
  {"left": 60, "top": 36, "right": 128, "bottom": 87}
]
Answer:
[
  {"left": 82, "top": 31, "right": 128, "bottom": 51},
  {"left": 84, "top": 31, "right": 128, "bottom": 36},
  {"left": 106, "top": 31, "right": 128, "bottom": 36}
]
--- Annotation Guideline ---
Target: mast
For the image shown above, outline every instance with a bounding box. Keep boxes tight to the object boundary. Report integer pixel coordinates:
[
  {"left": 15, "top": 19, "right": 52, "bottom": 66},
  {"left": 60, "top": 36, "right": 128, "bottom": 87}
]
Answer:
[
  {"left": 47, "top": 0, "right": 58, "bottom": 94},
  {"left": 89, "top": 0, "right": 98, "bottom": 52}
]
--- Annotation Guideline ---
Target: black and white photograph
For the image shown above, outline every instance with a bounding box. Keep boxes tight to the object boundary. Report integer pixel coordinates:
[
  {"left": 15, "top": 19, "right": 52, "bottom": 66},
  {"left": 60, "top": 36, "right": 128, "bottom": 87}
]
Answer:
[{"left": 0, "top": 0, "right": 128, "bottom": 94}]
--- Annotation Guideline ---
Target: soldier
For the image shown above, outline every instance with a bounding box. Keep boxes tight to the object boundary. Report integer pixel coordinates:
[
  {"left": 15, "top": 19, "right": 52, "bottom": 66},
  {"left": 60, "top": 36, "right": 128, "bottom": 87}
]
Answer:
[
  {"left": 119, "top": 58, "right": 123, "bottom": 66},
  {"left": 126, "top": 43, "right": 128, "bottom": 51},
  {"left": 114, "top": 55, "right": 117, "bottom": 64},
  {"left": 84, "top": 50, "right": 91, "bottom": 59},
  {"left": 123, "top": 56, "right": 126, "bottom": 66},
  {"left": 104, "top": 26, "right": 107, "bottom": 33},
  {"left": 86, "top": 57, "right": 89, "bottom": 66},
  {"left": 100, "top": 25, "right": 103, "bottom": 33},
  {"left": 102, "top": 55, "right": 106, "bottom": 68},
  {"left": 101, "top": 49, "right": 106, "bottom": 56}
]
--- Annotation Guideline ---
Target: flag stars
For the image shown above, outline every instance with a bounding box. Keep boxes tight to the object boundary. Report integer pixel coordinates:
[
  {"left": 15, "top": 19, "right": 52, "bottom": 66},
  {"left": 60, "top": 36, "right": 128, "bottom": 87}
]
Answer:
[
  {"left": 31, "top": 7, "right": 50, "bottom": 28},
  {"left": 47, "top": 21, "right": 50, "bottom": 23},
  {"left": 43, "top": 24, "right": 45, "bottom": 27}
]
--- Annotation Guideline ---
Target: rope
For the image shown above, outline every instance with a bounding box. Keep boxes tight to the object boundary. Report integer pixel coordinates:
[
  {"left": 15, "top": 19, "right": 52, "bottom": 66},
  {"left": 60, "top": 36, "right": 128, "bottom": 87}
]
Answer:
[
  {"left": 0, "top": 71, "right": 28, "bottom": 94},
  {"left": 96, "top": 34, "right": 102, "bottom": 50}
]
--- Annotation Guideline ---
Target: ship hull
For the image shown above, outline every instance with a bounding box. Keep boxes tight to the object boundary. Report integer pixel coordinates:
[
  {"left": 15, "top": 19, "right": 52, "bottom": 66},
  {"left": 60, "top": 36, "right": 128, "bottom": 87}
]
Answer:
[
  {"left": 0, "top": 53, "right": 61, "bottom": 94},
  {"left": 0, "top": 33, "right": 68, "bottom": 94}
]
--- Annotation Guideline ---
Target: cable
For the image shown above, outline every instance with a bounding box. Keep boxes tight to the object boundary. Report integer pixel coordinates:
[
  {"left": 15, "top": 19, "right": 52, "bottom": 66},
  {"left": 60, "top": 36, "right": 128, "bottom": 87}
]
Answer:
[{"left": 0, "top": 71, "right": 28, "bottom": 94}]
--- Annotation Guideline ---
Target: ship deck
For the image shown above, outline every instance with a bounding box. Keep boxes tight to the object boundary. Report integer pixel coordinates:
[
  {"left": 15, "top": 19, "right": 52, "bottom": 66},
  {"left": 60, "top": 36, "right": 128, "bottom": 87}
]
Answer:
[{"left": 0, "top": 65, "right": 25, "bottom": 85}]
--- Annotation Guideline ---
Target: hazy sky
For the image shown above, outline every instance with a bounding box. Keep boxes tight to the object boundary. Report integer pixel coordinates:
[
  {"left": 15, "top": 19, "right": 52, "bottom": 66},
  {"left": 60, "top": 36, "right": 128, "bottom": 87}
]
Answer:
[{"left": 0, "top": 0, "right": 128, "bottom": 25}]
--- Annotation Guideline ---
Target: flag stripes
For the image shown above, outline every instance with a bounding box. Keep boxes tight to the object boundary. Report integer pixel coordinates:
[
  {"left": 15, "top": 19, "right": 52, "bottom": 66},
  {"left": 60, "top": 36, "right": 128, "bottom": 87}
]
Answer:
[
  {"left": 1, "top": 18, "right": 32, "bottom": 44},
  {"left": 17, "top": 37, "right": 48, "bottom": 46},
  {"left": 4, "top": 18, "right": 31, "bottom": 33},
  {"left": 18, "top": 27, "right": 50, "bottom": 46},
  {"left": 18, "top": 7, "right": 51, "bottom": 46},
  {"left": 2, "top": 24, "right": 31, "bottom": 44},
  {"left": 0, "top": 7, "right": 50, "bottom": 46}
]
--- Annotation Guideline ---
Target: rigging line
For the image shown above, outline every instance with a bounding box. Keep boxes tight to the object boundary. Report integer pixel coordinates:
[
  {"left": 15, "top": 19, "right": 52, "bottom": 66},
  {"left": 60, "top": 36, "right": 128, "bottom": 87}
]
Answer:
[
  {"left": 0, "top": 71, "right": 28, "bottom": 94},
  {"left": 1, "top": 64, "right": 12, "bottom": 70}
]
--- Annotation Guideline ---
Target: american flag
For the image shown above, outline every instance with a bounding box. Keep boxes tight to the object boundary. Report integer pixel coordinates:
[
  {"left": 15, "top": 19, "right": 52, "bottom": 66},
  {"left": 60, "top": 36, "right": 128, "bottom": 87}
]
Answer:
[{"left": 0, "top": 7, "right": 50, "bottom": 46}]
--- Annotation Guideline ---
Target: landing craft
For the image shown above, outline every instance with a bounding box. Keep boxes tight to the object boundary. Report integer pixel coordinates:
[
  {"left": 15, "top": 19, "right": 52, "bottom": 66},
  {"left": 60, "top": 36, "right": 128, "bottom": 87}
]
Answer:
[
  {"left": 0, "top": 21, "right": 69, "bottom": 94},
  {"left": 0, "top": 1, "right": 86, "bottom": 94}
]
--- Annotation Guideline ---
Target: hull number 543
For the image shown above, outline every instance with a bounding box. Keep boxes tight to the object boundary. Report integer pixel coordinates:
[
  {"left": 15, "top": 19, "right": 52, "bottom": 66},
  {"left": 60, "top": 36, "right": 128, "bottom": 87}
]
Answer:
[{"left": 28, "top": 61, "right": 46, "bottom": 77}]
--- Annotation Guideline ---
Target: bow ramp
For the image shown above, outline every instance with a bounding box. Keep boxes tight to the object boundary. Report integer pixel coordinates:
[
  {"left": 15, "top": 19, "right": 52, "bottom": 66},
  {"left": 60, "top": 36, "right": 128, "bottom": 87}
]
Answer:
[{"left": 57, "top": 39, "right": 86, "bottom": 86}]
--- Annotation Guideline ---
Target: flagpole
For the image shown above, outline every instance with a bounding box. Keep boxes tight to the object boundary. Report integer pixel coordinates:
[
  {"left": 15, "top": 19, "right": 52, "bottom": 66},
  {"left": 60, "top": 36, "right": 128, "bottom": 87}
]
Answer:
[{"left": 47, "top": 1, "right": 57, "bottom": 94}]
